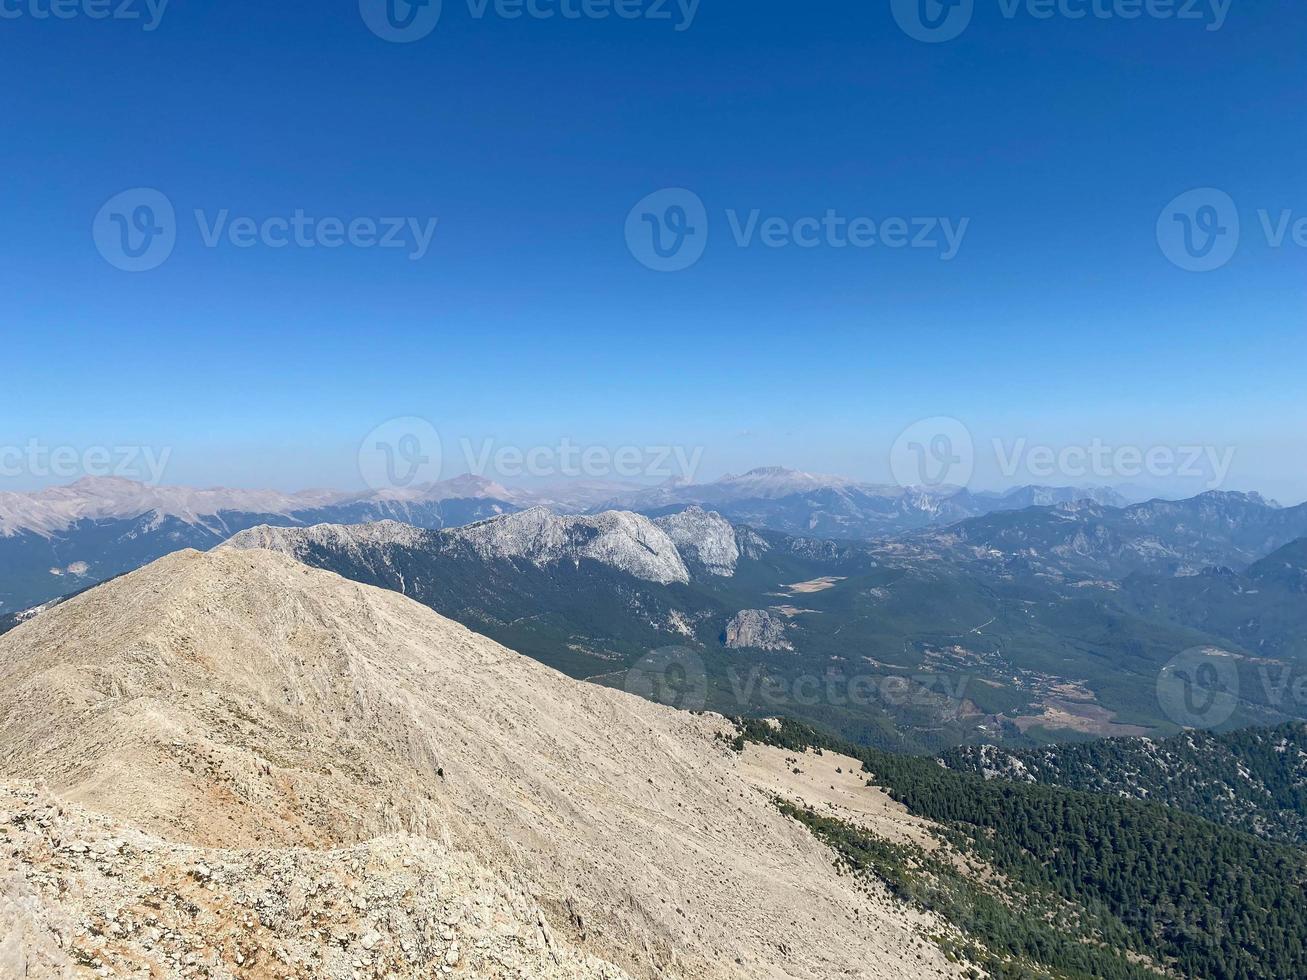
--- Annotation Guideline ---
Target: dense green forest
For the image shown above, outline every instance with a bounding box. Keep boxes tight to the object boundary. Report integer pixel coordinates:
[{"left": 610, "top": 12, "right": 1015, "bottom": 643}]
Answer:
[
  {"left": 735, "top": 717, "right": 1307, "bottom": 980},
  {"left": 941, "top": 722, "right": 1307, "bottom": 845},
  {"left": 779, "top": 800, "right": 1161, "bottom": 979}
]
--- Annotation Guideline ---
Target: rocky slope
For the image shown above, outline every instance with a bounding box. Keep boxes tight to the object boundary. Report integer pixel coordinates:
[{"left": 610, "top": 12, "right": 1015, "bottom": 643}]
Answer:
[
  {"left": 652, "top": 507, "right": 740, "bottom": 576},
  {"left": 723, "top": 610, "right": 793, "bottom": 651},
  {"left": 0, "top": 548, "right": 962, "bottom": 979},
  {"left": 444, "top": 508, "right": 690, "bottom": 584}
]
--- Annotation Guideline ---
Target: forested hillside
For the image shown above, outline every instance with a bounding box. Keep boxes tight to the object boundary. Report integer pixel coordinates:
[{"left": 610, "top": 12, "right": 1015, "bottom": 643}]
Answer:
[
  {"left": 737, "top": 717, "right": 1307, "bottom": 980},
  {"left": 940, "top": 722, "right": 1307, "bottom": 845}
]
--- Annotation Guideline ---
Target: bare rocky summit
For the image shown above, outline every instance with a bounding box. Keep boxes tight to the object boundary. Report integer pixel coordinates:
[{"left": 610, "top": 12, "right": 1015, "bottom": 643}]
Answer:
[
  {"left": 223, "top": 519, "right": 431, "bottom": 561},
  {"left": 723, "top": 609, "right": 794, "bottom": 651},
  {"left": 0, "top": 548, "right": 959, "bottom": 979},
  {"left": 653, "top": 507, "right": 740, "bottom": 576},
  {"left": 225, "top": 507, "right": 740, "bottom": 587},
  {"left": 438, "top": 507, "right": 691, "bottom": 584}
]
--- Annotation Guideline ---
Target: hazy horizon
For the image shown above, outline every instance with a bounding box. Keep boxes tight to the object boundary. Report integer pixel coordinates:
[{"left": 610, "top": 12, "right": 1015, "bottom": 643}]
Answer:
[{"left": 4, "top": 3, "right": 1303, "bottom": 508}]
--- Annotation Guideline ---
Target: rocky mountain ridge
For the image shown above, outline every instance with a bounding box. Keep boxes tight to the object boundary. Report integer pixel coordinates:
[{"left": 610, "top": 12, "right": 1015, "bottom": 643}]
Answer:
[
  {"left": 0, "top": 548, "right": 963, "bottom": 979},
  {"left": 919, "top": 491, "right": 1307, "bottom": 579},
  {"left": 0, "top": 473, "right": 1155, "bottom": 612}
]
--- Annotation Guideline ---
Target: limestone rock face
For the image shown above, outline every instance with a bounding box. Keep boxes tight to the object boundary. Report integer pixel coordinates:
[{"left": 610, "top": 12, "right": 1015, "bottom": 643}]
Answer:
[
  {"left": 228, "top": 508, "right": 694, "bottom": 586},
  {"left": 442, "top": 507, "right": 691, "bottom": 584},
  {"left": 0, "top": 548, "right": 960, "bottom": 980},
  {"left": 654, "top": 507, "right": 740, "bottom": 577},
  {"left": 724, "top": 609, "right": 793, "bottom": 651}
]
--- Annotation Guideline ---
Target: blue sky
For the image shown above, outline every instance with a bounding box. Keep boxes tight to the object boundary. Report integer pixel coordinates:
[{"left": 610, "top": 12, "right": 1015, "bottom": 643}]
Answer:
[{"left": 2, "top": 0, "right": 1304, "bottom": 500}]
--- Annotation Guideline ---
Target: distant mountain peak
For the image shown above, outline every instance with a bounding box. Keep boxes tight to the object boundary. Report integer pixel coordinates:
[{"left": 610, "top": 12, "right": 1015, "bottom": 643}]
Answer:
[
  {"left": 0, "top": 478, "right": 344, "bottom": 538},
  {"left": 654, "top": 506, "right": 739, "bottom": 576},
  {"left": 445, "top": 508, "right": 691, "bottom": 584},
  {"left": 223, "top": 520, "right": 432, "bottom": 560},
  {"left": 1194, "top": 489, "right": 1280, "bottom": 508}
]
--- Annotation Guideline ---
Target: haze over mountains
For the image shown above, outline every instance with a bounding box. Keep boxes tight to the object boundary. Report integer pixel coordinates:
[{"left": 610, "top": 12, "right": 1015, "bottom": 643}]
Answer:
[
  {"left": 608, "top": 466, "right": 1132, "bottom": 538},
  {"left": 0, "top": 468, "right": 1137, "bottom": 539},
  {"left": 0, "top": 470, "right": 1145, "bottom": 612},
  {"left": 207, "top": 490, "right": 1307, "bottom": 751},
  {"left": 6, "top": 473, "right": 1307, "bottom": 751}
]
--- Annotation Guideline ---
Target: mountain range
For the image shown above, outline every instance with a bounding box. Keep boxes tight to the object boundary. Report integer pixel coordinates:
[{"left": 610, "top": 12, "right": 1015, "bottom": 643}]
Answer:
[
  {"left": 210, "top": 494, "right": 1307, "bottom": 751},
  {"left": 918, "top": 490, "right": 1307, "bottom": 580},
  {"left": 5, "top": 545, "right": 1307, "bottom": 979},
  {"left": 609, "top": 466, "right": 1131, "bottom": 538},
  {"left": 0, "top": 546, "right": 965, "bottom": 979},
  {"left": 7, "top": 476, "right": 1307, "bottom": 751},
  {"left": 0, "top": 471, "right": 1138, "bottom": 612}
]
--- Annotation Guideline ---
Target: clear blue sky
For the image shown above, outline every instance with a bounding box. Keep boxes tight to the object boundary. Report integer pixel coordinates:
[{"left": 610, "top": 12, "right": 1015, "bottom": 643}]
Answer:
[{"left": 2, "top": 0, "right": 1304, "bottom": 500}]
